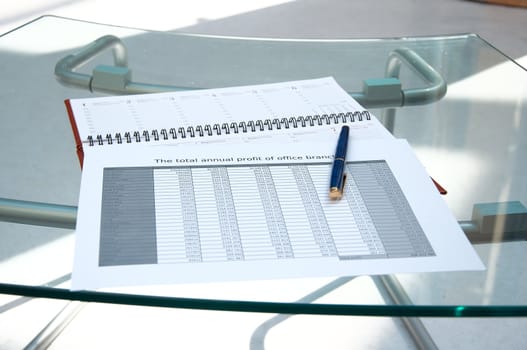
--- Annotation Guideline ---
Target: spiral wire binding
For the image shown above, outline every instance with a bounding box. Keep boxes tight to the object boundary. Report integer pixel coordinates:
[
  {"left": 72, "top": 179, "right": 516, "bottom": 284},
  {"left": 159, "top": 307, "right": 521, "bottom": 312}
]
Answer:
[{"left": 86, "top": 111, "right": 370, "bottom": 146}]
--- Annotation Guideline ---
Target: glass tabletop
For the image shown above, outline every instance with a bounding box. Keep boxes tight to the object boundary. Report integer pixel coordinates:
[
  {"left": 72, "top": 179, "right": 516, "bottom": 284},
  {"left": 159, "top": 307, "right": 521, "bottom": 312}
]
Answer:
[{"left": 1, "top": 15, "right": 526, "bottom": 320}]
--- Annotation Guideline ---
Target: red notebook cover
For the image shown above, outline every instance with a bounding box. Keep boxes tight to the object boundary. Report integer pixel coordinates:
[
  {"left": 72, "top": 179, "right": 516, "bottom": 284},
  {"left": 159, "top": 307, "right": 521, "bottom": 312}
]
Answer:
[{"left": 65, "top": 99, "right": 85, "bottom": 168}]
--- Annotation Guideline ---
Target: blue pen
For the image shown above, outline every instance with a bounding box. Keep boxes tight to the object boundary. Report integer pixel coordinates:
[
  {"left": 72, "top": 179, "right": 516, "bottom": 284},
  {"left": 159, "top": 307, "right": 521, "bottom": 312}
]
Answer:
[{"left": 329, "top": 125, "right": 350, "bottom": 200}]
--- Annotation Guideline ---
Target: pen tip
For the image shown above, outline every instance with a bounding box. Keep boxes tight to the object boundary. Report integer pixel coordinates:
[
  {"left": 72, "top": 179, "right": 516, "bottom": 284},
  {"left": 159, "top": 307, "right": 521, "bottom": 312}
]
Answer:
[{"left": 329, "top": 188, "right": 343, "bottom": 200}]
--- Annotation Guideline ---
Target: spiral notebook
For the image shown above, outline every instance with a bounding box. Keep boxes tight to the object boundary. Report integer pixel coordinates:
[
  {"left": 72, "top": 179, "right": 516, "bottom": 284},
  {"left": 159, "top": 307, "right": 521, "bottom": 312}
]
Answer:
[{"left": 65, "top": 77, "right": 393, "bottom": 167}]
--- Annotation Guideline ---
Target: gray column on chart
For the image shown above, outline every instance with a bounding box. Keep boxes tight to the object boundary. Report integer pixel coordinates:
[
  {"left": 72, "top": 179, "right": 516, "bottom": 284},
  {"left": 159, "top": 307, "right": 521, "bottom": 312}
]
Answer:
[
  {"left": 349, "top": 161, "right": 435, "bottom": 258},
  {"left": 99, "top": 167, "right": 158, "bottom": 266}
]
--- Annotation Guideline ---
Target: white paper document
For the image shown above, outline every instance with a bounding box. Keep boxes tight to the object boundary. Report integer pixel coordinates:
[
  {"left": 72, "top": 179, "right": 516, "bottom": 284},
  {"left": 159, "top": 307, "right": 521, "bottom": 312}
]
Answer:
[{"left": 72, "top": 139, "right": 484, "bottom": 290}]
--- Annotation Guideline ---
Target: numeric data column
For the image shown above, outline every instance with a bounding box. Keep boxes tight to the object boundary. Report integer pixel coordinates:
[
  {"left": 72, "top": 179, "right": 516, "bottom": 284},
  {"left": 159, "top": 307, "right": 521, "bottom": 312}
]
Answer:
[
  {"left": 154, "top": 168, "right": 202, "bottom": 263},
  {"left": 253, "top": 167, "right": 294, "bottom": 259},
  {"left": 290, "top": 165, "right": 337, "bottom": 257},
  {"left": 209, "top": 167, "right": 244, "bottom": 261}
]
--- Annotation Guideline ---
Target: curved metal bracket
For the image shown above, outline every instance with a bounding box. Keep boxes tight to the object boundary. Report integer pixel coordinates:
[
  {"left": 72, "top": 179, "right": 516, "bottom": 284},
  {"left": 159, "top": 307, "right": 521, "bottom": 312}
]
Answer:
[
  {"left": 55, "top": 35, "right": 128, "bottom": 93},
  {"left": 385, "top": 48, "right": 448, "bottom": 106},
  {"left": 54, "top": 35, "right": 447, "bottom": 109},
  {"left": 380, "top": 48, "right": 448, "bottom": 132}
]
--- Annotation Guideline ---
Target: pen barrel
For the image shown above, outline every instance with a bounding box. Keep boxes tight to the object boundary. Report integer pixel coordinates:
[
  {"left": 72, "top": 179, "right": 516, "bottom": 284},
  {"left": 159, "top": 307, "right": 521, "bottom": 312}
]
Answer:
[
  {"left": 330, "top": 159, "right": 346, "bottom": 190},
  {"left": 335, "top": 126, "right": 349, "bottom": 159}
]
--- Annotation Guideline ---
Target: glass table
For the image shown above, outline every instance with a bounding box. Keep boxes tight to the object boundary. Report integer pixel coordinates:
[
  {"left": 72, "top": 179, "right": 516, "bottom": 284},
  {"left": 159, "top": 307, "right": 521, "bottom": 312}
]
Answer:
[{"left": 1, "top": 15, "right": 526, "bottom": 349}]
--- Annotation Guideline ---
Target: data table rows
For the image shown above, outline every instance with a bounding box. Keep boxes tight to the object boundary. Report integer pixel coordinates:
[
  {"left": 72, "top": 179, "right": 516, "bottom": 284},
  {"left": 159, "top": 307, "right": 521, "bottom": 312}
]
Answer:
[{"left": 98, "top": 162, "right": 434, "bottom": 267}]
